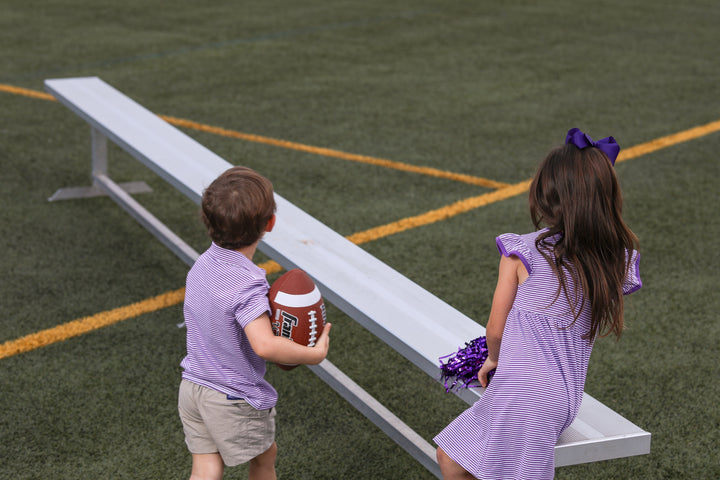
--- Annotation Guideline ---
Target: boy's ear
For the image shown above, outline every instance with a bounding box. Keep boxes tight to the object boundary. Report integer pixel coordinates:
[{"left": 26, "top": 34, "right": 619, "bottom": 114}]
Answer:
[{"left": 265, "top": 214, "right": 276, "bottom": 233}]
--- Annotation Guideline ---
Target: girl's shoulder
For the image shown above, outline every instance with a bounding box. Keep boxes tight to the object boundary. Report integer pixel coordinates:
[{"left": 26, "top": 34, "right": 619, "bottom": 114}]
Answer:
[{"left": 495, "top": 230, "right": 544, "bottom": 275}]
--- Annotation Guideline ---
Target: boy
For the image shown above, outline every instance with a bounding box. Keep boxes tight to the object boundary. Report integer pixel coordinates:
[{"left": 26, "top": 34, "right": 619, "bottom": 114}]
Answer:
[{"left": 178, "top": 166, "right": 332, "bottom": 480}]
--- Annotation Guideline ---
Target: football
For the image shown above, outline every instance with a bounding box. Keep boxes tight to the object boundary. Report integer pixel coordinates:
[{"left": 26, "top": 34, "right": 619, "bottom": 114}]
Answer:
[{"left": 268, "top": 269, "right": 327, "bottom": 370}]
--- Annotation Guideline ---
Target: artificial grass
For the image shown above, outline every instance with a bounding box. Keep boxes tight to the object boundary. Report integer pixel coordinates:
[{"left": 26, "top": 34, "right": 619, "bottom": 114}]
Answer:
[{"left": 2, "top": 1, "right": 719, "bottom": 479}]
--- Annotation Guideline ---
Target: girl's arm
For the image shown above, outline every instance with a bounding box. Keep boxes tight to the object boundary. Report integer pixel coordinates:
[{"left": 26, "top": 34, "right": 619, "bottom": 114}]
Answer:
[
  {"left": 478, "top": 254, "right": 524, "bottom": 387},
  {"left": 244, "top": 313, "right": 332, "bottom": 365}
]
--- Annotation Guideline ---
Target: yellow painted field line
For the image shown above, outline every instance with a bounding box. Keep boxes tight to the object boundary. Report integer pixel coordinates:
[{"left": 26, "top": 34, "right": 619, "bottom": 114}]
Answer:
[
  {"left": 346, "top": 180, "right": 533, "bottom": 244},
  {"left": 0, "top": 84, "right": 508, "bottom": 189},
  {"left": 0, "top": 83, "right": 56, "bottom": 101},
  {"left": 261, "top": 259, "right": 284, "bottom": 275},
  {"left": 5, "top": 83, "right": 719, "bottom": 178},
  {"left": 2, "top": 82, "right": 719, "bottom": 359},
  {"left": 617, "top": 119, "right": 720, "bottom": 162},
  {"left": 3, "top": 120, "right": 720, "bottom": 358},
  {"left": 161, "top": 115, "right": 509, "bottom": 189},
  {"left": 0, "top": 288, "right": 185, "bottom": 359},
  {"left": 0, "top": 260, "right": 282, "bottom": 359}
]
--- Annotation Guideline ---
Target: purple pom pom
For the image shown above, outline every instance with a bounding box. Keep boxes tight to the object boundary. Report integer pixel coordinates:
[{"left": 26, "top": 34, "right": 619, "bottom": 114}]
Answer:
[{"left": 439, "top": 336, "right": 495, "bottom": 392}]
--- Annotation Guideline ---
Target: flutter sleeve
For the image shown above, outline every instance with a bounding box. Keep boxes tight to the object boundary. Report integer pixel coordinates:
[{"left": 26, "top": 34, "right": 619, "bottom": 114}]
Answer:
[
  {"left": 496, "top": 233, "right": 533, "bottom": 275},
  {"left": 623, "top": 249, "right": 642, "bottom": 295}
]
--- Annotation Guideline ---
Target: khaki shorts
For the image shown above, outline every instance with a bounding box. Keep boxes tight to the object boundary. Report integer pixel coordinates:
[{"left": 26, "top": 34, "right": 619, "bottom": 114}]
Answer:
[{"left": 178, "top": 379, "right": 276, "bottom": 466}]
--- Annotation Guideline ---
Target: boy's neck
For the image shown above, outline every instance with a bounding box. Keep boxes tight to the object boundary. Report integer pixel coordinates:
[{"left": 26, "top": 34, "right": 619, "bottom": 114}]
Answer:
[{"left": 235, "top": 240, "right": 261, "bottom": 260}]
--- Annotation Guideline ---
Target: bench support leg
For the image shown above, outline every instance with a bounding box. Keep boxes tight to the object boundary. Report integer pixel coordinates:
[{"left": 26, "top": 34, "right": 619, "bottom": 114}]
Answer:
[
  {"left": 91, "top": 126, "right": 108, "bottom": 180},
  {"left": 48, "top": 127, "right": 152, "bottom": 202}
]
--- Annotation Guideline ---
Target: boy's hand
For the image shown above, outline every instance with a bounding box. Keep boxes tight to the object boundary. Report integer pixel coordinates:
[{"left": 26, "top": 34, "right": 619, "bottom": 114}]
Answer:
[
  {"left": 245, "top": 314, "right": 333, "bottom": 366},
  {"left": 311, "top": 323, "right": 332, "bottom": 363}
]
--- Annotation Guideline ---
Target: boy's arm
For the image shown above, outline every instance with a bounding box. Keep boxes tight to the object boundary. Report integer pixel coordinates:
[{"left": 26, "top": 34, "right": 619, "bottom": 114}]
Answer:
[{"left": 244, "top": 313, "right": 332, "bottom": 365}]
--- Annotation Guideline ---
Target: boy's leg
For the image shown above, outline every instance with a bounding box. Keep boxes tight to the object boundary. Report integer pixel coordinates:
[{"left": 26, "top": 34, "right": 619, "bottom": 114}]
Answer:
[
  {"left": 190, "top": 452, "right": 224, "bottom": 480},
  {"left": 248, "top": 441, "right": 277, "bottom": 480},
  {"left": 436, "top": 447, "right": 475, "bottom": 480}
]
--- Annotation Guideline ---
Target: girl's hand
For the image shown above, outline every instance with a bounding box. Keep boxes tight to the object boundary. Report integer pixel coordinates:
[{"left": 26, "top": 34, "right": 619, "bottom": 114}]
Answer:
[{"left": 478, "top": 358, "right": 498, "bottom": 388}]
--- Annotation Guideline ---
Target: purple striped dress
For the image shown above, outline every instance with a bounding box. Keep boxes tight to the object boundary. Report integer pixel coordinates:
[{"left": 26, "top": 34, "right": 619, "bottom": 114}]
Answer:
[{"left": 434, "top": 230, "right": 641, "bottom": 479}]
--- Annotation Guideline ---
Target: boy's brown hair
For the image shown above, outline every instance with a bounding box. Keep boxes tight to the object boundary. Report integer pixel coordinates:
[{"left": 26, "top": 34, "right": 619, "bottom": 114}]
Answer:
[{"left": 201, "top": 166, "right": 276, "bottom": 250}]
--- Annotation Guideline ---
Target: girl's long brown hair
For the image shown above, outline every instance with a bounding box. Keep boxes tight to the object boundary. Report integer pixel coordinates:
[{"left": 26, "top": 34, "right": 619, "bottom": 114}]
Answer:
[{"left": 529, "top": 144, "right": 638, "bottom": 339}]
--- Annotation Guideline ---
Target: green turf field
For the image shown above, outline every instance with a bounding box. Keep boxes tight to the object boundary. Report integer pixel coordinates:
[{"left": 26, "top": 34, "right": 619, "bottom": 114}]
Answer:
[{"left": 1, "top": 1, "right": 719, "bottom": 478}]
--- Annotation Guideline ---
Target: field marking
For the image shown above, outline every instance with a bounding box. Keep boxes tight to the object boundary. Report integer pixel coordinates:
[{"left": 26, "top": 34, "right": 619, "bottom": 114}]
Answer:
[
  {"left": 0, "top": 288, "right": 185, "bottom": 359},
  {"left": 0, "top": 83, "right": 56, "bottom": 101},
  {"left": 617, "top": 119, "right": 720, "bottom": 162},
  {"left": 346, "top": 180, "right": 533, "bottom": 244},
  {"left": 0, "top": 260, "right": 284, "bottom": 359},
  {"left": 0, "top": 83, "right": 507, "bottom": 189},
  {"left": 2, "top": 82, "right": 720, "bottom": 358},
  {"left": 162, "top": 115, "right": 510, "bottom": 189}
]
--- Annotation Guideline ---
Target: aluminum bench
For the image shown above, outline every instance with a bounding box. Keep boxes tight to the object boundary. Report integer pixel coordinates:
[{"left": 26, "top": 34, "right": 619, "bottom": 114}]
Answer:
[{"left": 46, "top": 76, "right": 651, "bottom": 477}]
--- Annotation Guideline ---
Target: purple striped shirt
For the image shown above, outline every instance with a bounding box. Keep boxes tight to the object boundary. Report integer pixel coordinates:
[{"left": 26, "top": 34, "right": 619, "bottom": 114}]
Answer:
[{"left": 180, "top": 243, "right": 277, "bottom": 410}]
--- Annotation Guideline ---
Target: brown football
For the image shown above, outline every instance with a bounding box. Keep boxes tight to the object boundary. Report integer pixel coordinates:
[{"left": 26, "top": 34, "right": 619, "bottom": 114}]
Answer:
[{"left": 268, "top": 269, "right": 326, "bottom": 370}]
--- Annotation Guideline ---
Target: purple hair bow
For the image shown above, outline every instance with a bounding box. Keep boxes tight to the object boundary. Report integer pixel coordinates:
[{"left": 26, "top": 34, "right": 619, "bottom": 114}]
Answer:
[{"left": 565, "top": 127, "right": 620, "bottom": 165}]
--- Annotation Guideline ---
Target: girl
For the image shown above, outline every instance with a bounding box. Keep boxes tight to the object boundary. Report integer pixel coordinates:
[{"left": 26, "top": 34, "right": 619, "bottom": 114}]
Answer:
[{"left": 434, "top": 128, "right": 642, "bottom": 480}]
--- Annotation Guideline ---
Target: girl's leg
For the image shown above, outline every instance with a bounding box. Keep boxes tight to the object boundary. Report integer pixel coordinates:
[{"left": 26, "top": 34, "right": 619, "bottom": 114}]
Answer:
[
  {"left": 189, "top": 453, "right": 224, "bottom": 480},
  {"left": 437, "top": 447, "right": 475, "bottom": 480},
  {"left": 248, "top": 441, "right": 278, "bottom": 480}
]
